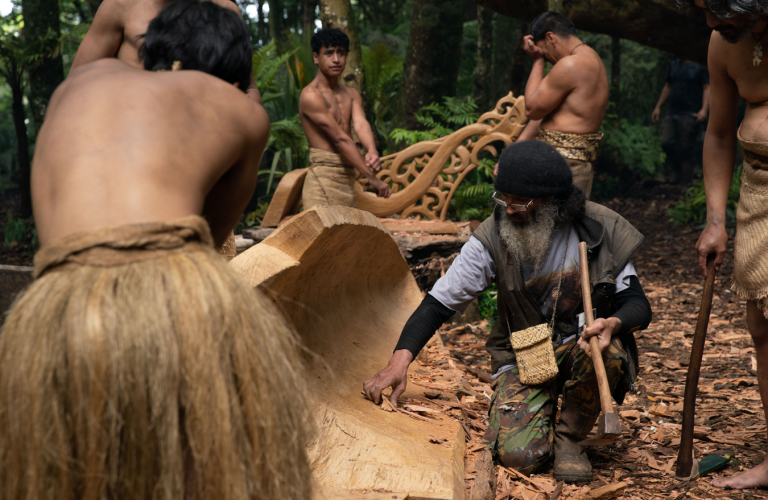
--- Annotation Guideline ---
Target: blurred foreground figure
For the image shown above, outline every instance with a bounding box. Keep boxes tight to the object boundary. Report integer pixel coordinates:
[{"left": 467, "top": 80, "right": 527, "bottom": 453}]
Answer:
[
  {"left": 688, "top": 0, "right": 768, "bottom": 490},
  {"left": 0, "top": 2, "right": 311, "bottom": 499},
  {"left": 517, "top": 12, "right": 609, "bottom": 198}
]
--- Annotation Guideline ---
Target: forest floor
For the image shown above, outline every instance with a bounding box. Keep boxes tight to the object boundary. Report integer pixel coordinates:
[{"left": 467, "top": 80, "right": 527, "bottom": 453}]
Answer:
[{"left": 402, "top": 184, "right": 766, "bottom": 500}]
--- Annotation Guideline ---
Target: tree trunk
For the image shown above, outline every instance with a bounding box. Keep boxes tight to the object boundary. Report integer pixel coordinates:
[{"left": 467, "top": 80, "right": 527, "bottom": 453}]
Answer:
[
  {"left": 465, "top": 0, "right": 711, "bottom": 63},
  {"left": 400, "top": 0, "right": 465, "bottom": 129},
  {"left": 610, "top": 35, "right": 621, "bottom": 117},
  {"left": 494, "top": 15, "right": 523, "bottom": 100},
  {"left": 21, "top": 0, "right": 64, "bottom": 133},
  {"left": 86, "top": 0, "right": 102, "bottom": 21},
  {"left": 257, "top": 0, "right": 265, "bottom": 45},
  {"left": 7, "top": 62, "right": 32, "bottom": 219},
  {"left": 268, "top": 0, "right": 284, "bottom": 46},
  {"left": 509, "top": 31, "right": 528, "bottom": 98},
  {"left": 302, "top": 0, "right": 317, "bottom": 47},
  {"left": 318, "top": 0, "right": 365, "bottom": 93},
  {"left": 474, "top": 6, "right": 494, "bottom": 112}
]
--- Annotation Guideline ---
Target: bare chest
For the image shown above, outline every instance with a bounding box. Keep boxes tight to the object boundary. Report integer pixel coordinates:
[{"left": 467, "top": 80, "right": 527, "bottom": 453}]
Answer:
[
  {"left": 117, "top": 6, "right": 164, "bottom": 67},
  {"left": 320, "top": 90, "right": 353, "bottom": 127},
  {"left": 728, "top": 44, "right": 768, "bottom": 103}
]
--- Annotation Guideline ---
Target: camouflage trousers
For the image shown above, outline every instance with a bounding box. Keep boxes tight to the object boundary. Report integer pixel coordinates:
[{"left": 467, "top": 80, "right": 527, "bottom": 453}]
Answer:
[{"left": 482, "top": 336, "right": 626, "bottom": 474}]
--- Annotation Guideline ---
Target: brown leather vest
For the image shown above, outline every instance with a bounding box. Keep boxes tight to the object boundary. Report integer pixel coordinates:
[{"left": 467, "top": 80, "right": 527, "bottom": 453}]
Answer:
[{"left": 473, "top": 202, "right": 644, "bottom": 376}]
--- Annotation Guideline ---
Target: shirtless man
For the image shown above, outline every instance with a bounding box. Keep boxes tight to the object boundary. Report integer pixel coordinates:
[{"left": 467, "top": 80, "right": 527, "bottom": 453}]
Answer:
[
  {"left": 0, "top": 1, "right": 310, "bottom": 498},
  {"left": 690, "top": 0, "right": 768, "bottom": 490},
  {"left": 516, "top": 12, "right": 609, "bottom": 198},
  {"left": 299, "top": 28, "right": 390, "bottom": 209},
  {"left": 71, "top": 0, "right": 261, "bottom": 103}
]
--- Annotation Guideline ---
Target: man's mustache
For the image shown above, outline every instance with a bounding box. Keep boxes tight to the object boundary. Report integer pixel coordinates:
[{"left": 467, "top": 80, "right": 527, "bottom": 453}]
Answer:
[{"left": 713, "top": 24, "right": 738, "bottom": 33}]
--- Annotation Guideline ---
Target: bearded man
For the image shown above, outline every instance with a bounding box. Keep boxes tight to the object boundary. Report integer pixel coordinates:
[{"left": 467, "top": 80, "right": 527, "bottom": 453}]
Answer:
[
  {"left": 363, "top": 141, "right": 652, "bottom": 482},
  {"left": 688, "top": 0, "right": 768, "bottom": 490}
]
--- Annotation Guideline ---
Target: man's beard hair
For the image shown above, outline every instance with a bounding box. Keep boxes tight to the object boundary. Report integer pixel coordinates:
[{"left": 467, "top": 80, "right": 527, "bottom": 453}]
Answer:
[{"left": 498, "top": 187, "right": 586, "bottom": 271}]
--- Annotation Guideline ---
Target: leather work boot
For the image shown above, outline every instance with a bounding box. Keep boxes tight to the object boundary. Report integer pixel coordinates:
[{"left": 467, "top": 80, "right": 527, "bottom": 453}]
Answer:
[{"left": 553, "top": 402, "right": 599, "bottom": 483}]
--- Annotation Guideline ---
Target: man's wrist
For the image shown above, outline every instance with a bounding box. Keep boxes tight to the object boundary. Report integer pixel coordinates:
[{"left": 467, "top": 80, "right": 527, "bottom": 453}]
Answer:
[{"left": 391, "top": 349, "right": 414, "bottom": 366}]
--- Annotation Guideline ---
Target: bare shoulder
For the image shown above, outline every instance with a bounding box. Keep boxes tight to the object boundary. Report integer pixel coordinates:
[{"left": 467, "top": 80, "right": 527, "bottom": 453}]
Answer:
[
  {"left": 210, "top": 0, "right": 244, "bottom": 17},
  {"left": 707, "top": 31, "right": 730, "bottom": 69},
  {"left": 344, "top": 85, "right": 362, "bottom": 102},
  {"left": 300, "top": 85, "right": 329, "bottom": 112},
  {"left": 92, "top": 0, "right": 132, "bottom": 22}
]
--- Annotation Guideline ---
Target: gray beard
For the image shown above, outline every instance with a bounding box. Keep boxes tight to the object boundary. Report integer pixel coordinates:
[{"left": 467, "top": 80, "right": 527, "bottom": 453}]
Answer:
[
  {"left": 498, "top": 203, "right": 559, "bottom": 272},
  {"left": 716, "top": 21, "right": 756, "bottom": 44}
]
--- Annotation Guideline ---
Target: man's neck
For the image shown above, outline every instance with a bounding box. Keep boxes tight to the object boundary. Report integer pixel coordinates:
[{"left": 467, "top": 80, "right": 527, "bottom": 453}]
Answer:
[
  {"left": 556, "top": 37, "right": 584, "bottom": 62},
  {"left": 314, "top": 71, "right": 339, "bottom": 91}
]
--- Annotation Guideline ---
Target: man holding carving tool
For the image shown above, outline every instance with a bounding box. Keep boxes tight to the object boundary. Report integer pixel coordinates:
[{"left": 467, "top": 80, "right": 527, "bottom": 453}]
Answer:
[
  {"left": 686, "top": 0, "right": 768, "bottom": 490},
  {"left": 364, "top": 141, "right": 652, "bottom": 483}
]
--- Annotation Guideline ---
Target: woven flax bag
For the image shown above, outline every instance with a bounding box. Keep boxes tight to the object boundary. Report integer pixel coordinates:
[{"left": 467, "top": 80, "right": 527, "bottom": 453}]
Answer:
[{"left": 508, "top": 227, "right": 570, "bottom": 385}]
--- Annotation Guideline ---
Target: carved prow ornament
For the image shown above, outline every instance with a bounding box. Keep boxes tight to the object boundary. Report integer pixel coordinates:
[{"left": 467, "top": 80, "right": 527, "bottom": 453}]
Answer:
[{"left": 260, "top": 93, "right": 528, "bottom": 227}]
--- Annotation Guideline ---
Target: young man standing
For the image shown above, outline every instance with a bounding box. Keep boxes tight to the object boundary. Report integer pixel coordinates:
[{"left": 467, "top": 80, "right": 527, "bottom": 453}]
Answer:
[
  {"left": 299, "top": 28, "right": 391, "bottom": 209},
  {"left": 518, "top": 12, "right": 609, "bottom": 198},
  {"left": 690, "top": 0, "right": 768, "bottom": 490},
  {"left": 0, "top": 2, "right": 310, "bottom": 498}
]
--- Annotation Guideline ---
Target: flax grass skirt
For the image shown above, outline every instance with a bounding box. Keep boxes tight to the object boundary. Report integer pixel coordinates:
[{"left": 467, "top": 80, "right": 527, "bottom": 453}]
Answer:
[{"left": 0, "top": 245, "right": 312, "bottom": 500}]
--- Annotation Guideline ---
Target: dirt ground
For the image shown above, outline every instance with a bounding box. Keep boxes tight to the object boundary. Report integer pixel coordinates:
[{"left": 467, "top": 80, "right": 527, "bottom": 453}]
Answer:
[{"left": 401, "top": 185, "right": 766, "bottom": 500}]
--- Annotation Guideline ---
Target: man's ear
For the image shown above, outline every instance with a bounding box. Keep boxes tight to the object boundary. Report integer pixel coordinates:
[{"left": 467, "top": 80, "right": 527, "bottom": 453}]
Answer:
[
  {"left": 546, "top": 32, "right": 558, "bottom": 47},
  {"left": 312, "top": 52, "right": 319, "bottom": 65}
]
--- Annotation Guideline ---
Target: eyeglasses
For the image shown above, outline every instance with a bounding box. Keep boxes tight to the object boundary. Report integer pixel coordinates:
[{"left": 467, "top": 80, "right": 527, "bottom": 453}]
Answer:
[{"left": 491, "top": 192, "right": 534, "bottom": 212}]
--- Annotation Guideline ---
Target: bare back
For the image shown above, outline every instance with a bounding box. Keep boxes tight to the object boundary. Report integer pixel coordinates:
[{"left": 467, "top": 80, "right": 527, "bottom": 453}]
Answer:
[
  {"left": 299, "top": 81, "right": 357, "bottom": 153},
  {"left": 71, "top": 0, "right": 242, "bottom": 70},
  {"left": 541, "top": 48, "right": 609, "bottom": 134},
  {"left": 709, "top": 32, "right": 768, "bottom": 143},
  {"left": 32, "top": 60, "right": 269, "bottom": 247}
]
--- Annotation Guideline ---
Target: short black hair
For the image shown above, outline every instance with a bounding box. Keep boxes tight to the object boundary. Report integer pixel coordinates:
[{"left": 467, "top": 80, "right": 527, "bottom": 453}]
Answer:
[
  {"left": 311, "top": 28, "right": 350, "bottom": 54},
  {"left": 530, "top": 12, "right": 577, "bottom": 42},
  {"left": 678, "top": 0, "right": 768, "bottom": 18},
  {"left": 140, "top": 0, "right": 252, "bottom": 91}
]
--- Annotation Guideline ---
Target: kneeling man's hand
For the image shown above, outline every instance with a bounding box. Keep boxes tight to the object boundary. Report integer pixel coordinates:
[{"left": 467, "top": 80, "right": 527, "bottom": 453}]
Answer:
[
  {"left": 363, "top": 349, "right": 413, "bottom": 408},
  {"left": 578, "top": 317, "right": 621, "bottom": 356}
]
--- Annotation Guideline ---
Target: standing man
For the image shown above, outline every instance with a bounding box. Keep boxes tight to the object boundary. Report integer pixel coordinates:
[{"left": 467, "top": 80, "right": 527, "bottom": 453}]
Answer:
[
  {"left": 652, "top": 59, "right": 710, "bottom": 186},
  {"left": 518, "top": 12, "right": 609, "bottom": 198},
  {"left": 691, "top": 0, "right": 768, "bottom": 490},
  {"left": 0, "top": 1, "right": 311, "bottom": 498},
  {"left": 70, "top": 0, "right": 261, "bottom": 103},
  {"left": 299, "top": 28, "right": 391, "bottom": 209},
  {"left": 364, "top": 141, "right": 651, "bottom": 483}
]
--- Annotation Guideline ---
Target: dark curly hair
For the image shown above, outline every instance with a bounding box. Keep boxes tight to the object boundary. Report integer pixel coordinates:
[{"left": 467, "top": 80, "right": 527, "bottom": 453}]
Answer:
[
  {"left": 677, "top": 0, "right": 768, "bottom": 19},
  {"left": 554, "top": 185, "right": 587, "bottom": 222},
  {"left": 530, "top": 12, "right": 577, "bottom": 42},
  {"left": 139, "top": 0, "right": 252, "bottom": 91},
  {"left": 311, "top": 28, "right": 350, "bottom": 54}
]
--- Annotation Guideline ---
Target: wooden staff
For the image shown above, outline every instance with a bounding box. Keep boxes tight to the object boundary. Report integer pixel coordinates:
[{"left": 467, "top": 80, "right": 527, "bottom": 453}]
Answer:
[{"left": 676, "top": 254, "right": 717, "bottom": 478}]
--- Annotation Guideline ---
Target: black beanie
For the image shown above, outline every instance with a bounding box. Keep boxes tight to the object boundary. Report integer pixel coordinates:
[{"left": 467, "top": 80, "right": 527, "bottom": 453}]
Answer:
[{"left": 494, "top": 141, "right": 573, "bottom": 198}]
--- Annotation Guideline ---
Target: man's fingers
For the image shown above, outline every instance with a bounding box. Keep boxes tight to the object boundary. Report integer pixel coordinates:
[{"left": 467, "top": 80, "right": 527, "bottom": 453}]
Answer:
[{"left": 391, "top": 380, "right": 407, "bottom": 409}]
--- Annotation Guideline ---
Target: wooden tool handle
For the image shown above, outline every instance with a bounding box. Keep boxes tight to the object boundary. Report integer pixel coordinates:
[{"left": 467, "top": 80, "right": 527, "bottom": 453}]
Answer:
[
  {"left": 578, "top": 242, "right": 615, "bottom": 416},
  {"left": 676, "top": 254, "right": 717, "bottom": 478}
]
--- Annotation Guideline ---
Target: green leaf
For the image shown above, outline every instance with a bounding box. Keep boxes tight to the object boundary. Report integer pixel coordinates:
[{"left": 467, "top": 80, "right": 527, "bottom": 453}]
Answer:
[{"left": 698, "top": 454, "right": 734, "bottom": 476}]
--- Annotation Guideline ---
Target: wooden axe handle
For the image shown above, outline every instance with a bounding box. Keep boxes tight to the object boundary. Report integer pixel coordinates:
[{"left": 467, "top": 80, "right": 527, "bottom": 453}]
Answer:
[
  {"left": 676, "top": 254, "right": 717, "bottom": 478},
  {"left": 578, "top": 242, "right": 615, "bottom": 415}
]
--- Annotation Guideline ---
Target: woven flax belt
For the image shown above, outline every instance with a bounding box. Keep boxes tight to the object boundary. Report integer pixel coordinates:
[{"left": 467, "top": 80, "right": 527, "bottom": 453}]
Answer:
[{"left": 537, "top": 129, "right": 604, "bottom": 163}]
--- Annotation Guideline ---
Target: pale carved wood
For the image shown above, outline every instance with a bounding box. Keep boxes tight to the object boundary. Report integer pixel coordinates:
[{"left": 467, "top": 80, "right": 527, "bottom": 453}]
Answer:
[{"left": 260, "top": 93, "right": 528, "bottom": 227}]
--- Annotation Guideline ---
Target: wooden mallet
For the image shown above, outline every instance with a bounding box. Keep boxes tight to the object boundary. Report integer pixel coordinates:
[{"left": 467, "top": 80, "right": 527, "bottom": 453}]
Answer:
[
  {"left": 577, "top": 242, "right": 622, "bottom": 446},
  {"left": 676, "top": 254, "right": 717, "bottom": 479}
]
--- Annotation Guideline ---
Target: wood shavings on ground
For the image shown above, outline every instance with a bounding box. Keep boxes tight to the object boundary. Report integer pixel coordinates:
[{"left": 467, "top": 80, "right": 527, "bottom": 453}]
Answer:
[{"left": 407, "top": 187, "right": 768, "bottom": 500}]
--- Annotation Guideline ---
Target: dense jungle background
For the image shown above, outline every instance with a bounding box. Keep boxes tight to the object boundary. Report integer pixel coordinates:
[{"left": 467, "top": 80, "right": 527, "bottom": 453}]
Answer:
[{"left": 0, "top": 0, "right": 744, "bottom": 260}]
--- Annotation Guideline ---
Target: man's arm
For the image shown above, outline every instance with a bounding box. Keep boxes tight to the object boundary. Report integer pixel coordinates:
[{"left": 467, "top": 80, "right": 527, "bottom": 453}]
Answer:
[
  {"left": 202, "top": 100, "right": 270, "bottom": 247},
  {"left": 517, "top": 119, "right": 542, "bottom": 142},
  {"left": 652, "top": 83, "right": 671, "bottom": 123},
  {"left": 300, "top": 89, "right": 391, "bottom": 197},
  {"left": 363, "top": 237, "right": 495, "bottom": 407},
  {"left": 350, "top": 89, "right": 381, "bottom": 172},
  {"left": 579, "top": 274, "right": 652, "bottom": 355},
  {"left": 521, "top": 35, "right": 577, "bottom": 121},
  {"left": 695, "top": 33, "right": 739, "bottom": 278},
  {"left": 697, "top": 84, "right": 710, "bottom": 122},
  {"left": 70, "top": 0, "right": 125, "bottom": 73}
]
